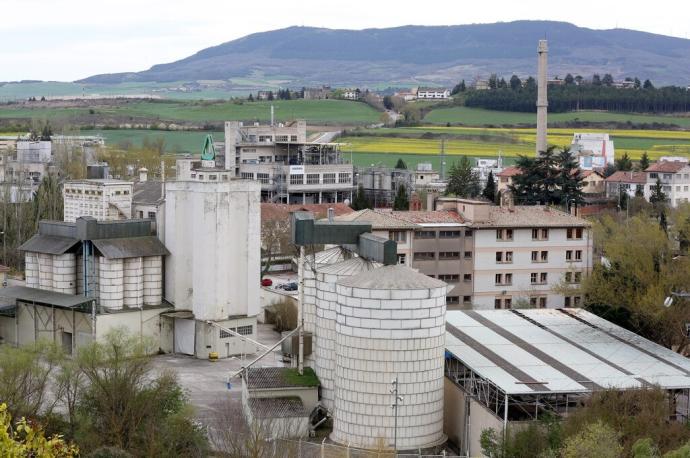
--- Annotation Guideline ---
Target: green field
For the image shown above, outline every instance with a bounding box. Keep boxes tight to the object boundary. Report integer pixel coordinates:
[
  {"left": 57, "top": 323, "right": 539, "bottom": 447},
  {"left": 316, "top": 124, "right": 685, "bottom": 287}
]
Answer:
[
  {"left": 0, "top": 99, "right": 381, "bottom": 126},
  {"left": 423, "top": 106, "right": 690, "bottom": 128},
  {"left": 90, "top": 129, "right": 222, "bottom": 153}
]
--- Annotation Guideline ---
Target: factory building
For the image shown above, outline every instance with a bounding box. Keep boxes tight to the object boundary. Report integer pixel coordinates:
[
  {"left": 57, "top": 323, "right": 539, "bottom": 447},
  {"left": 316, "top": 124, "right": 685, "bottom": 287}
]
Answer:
[
  {"left": 222, "top": 120, "right": 354, "bottom": 204},
  {"left": 0, "top": 217, "right": 171, "bottom": 353},
  {"left": 444, "top": 308, "right": 690, "bottom": 456},
  {"left": 163, "top": 142, "right": 261, "bottom": 358},
  {"left": 62, "top": 179, "right": 133, "bottom": 222}
]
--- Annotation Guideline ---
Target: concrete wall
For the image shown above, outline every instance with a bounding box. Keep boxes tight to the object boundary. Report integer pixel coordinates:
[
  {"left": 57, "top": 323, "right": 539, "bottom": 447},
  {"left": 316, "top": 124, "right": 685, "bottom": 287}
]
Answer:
[
  {"left": 165, "top": 179, "right": 261, "bottom": 321},
  {"left": 96, "top": 307, "right": 170, "bottom": 352},
  {"left": 15, "top": 302, "right": 95, "bottom": 351},
  {"left": 0, "top": 315, "right": 16, "bottom": 345},
  {"left": 194, "top": 316, "right": 258, "bottom": 359}
]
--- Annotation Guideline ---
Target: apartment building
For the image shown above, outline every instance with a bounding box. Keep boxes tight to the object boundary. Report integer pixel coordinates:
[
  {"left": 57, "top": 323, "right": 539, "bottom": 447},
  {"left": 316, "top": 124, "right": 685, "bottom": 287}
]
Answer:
[
  {"left": 223, "top": 120, "right": 354, "bottom": 204},
  {"left": 645, "top": 160, "right": 690, "bottom": 207},
  {"left": 63, "top": 179, "right": 133, "bottom": 222},
  {"left": 604, "top": 171, "right": 646, "bottom": 198},
  {"left": 335, "top": 198, "right": 592, "bottom": 310},
  {"left": 416, "top": 87, "right": 451, "bottom": 99}
]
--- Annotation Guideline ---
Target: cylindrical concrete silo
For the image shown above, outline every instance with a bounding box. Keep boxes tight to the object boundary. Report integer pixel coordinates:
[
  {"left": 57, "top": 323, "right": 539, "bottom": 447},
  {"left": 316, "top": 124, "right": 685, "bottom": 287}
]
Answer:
[
  {"left": 332, "top": 265, "right": 447, "bottom": 451},
  {"left": 99, "top": 257, "right": 124, "bottom": 310},
  {"left": 302, "top": 247, "right": 352, "bottom": 367},
  {"left": 314, "top": 257, "right": 381, "bottom": 412}
]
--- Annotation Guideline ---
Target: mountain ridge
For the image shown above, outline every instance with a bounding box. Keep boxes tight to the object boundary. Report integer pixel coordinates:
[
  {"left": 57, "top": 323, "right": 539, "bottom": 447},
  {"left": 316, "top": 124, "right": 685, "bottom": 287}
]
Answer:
[{"left": 79, "top": 21, "right": 690, "bottom": 86}]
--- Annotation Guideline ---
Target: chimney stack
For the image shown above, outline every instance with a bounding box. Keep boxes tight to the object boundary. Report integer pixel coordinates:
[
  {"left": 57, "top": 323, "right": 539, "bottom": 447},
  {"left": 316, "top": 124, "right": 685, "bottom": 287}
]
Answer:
[
  {"left": 139, "top": 167, "right": 148, "bottom": 182},
  {"left": 536, "top": 40, "right": 548, "bottom": 155}
]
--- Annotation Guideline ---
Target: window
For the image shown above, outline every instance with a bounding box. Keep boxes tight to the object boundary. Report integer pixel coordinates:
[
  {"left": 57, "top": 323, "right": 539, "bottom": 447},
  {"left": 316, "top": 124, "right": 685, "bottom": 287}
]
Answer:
[
  {"left": 464, "top": 251, "right": 472, "bottom": 259},
  {"left": 504, "top": 297, "right": 512, "bottom": 308},
  {"left": 416, "top": 230, "right": 436, "bottom": 239},
  {"left": 495, "top": 273, "right": 503, "bottom": 285},
  {"left": 439, "top": 230, "right": 460, "bottom": 238},
  {"left": 505, "top": 251, "right": 513, "bottom": 263},
  {"left": 564, "top": 296, "right": 581, "bottom": 307},
  {"left": 446, "top": 296, "right": 460, "bottom": 305},
  {"left": 147, "top": 212, "right": 156, "bottom": 219},
  {"left": 138, "top": 211, "right": 144, "bottom": 218},
  {"left": 495, "top": 273, "right": 512, "bottom": 285},
  {"left": 496, "top": 252, "right": 503, "bottom": 262},
  {"left": 463, "top": 296, "right": 472, "bottom": 304},
  {"left": 664, "top": 174, "right": 672, "bottom": 180},
  {"left": 494, "top": 298, "right": 502, "bottom": 309},
  {"left": 505, "top": 273, "right": 513, "bottom": 285},
  {"left": 236, "top": 325, "right": 253, "bottom": 336},
  {"left": 567, "top": 227, "right": 584, "bottom": 240},
  {"left": 414, "top": 252, "right": 435, "bottom": 261},
  {"left": 209, "top": 174, "right": 217, "bottom": 180},
  {"left": 541, "top": 251, "right": 548, "bottom": 262},
  {"left": 530, "top": 296, "right": 547, "bottom": 308},
  {"left": 496, "top": 228, "right": 514, "bottom": 240},
  {"left": 465, "top": 229, "right": 473, "bottom": 237},
  {"left": 439, "top": 252, "right": 460, "bottom": 260},
  {"left": 390, "top": 231, "right": 407, "bottom": 243},
  {"left": 574, "top": 272, "right": 582, "bottom": 283},
  {"left": 306, "top": 174, "right": 320, "bottom": 184},
  {"left": 323, "top": 173, "right": 336, "bottom": 184},
  {"left": 241, "top": 172, "right": 254, "bottom": 180},
  {"left": 540, "top": 272, "right": 548, "bottom": 283},
  {"left": 275, "top": 135, "right": 288, "bottom": 142},
  {"left": 338, "top": 173, "right": 351, "bottom": 183},
  {"left": 575, "top": 250, "right": 582, "bottom": 261},
  {"left": 463, "top": 274, "right": 472, "bottom": 282},
  {"left": 531, "top": 272, "right": 547, "bottom": 284},
  {"left": 257, "top": 173, "right": 270, "bottom": 184},
  {"left": 290, "top": 174, "right": 304, "bottom": 185},
  {"left": 574, "top": 296, "right": 582, "bottom": 306},
  {"left": 258, "top": 135, "right": 273, "bottom": 142},
  {"left": 532, "top": 228, "right": 549, "bottom": 240},
  {"left": 566, "top": 250, "right": 573, "bottom": 261},
  {"left": 438, "top": 274, "right": 459, "bottom": 283},
  {"left": 531, "top": 251, "right": 538, "bottom": 262},
  {"left": 397, "top": 254, "right": 406, "bottom": 265},
  {"left": 565, "top": 272, "right": 572, "bottom": 283}
]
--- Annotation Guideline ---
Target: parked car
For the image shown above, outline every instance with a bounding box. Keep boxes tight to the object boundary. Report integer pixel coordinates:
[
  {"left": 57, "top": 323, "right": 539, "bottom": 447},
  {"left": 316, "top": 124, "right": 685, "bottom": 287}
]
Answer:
[
  {"left": 261, "top": 278, "right": 273, "bottom": 287},
  {"left": 277, "top": 282, "right": 298, "bottom": 291}
]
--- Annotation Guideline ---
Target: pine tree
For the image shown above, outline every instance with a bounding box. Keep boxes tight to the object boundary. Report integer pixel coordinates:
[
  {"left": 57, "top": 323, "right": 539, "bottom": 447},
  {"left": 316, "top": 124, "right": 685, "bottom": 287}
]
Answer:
[
  {"left": 556, "top": 148, "right": 585, "bottom": 207},
  {"left": 394, "top": 158, "right": 407, "bottom": 169},
  {"left": 482, "top": 171, "right": 496, "bottom": 202},
  {"left": 615, "top": 152, "right": 633, "bottom": 171},
  {"left": 649, "top": 178, "right": 667, "bottom": 209},
  {"left": 446, "top": 156, "right": 480, "bottom": 198},
  {"left": 638, "top": 152, "right": 650, "bottom": 171},
  {"left": 351, "top": 184, "right": 371, "bottom": 210},
  {"left": 393, "top": 184, "right": 409, "bottom": 211},
  {"left": 248, "top": 93, "right": 254, "bottom": 102}
]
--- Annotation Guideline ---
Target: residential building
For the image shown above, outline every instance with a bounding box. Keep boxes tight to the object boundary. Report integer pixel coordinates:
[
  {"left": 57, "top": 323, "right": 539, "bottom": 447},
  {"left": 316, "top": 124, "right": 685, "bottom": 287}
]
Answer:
[
  {"left": 394, "top": 89, "right": 417, "bottom": 101},
  {"left": 570, "top": 133, "right": 615, "bottom": 170},
  {"left": 62, "top": 179, "right": 133, "bottom": 223},
  {"left": 496, "top": 166, "right": 521, "bottom": 194},
  {"left": 414, "top": 162, "right": 440, "bottom": 187},
  {"left": 645, "top": 159, "right": 690, "bottom": 207},
  {"left": 604, "top": 171, "right": 646, "bottom": 199},
  {"left": 472, "top": 79, "right": 490, "bottom": 91},
  {"left": 354, "top": 165, "right": 413, "bottom": 208},
  {"left": 302, "top": 86, "right": 331, "bottom": 100},
  {"left": 342, "top": 89, "right": 361, "bottom": 100},
  {"left": 223, "top": 120, "right": 354, "bottom": 204},
  {"left": 581, "top": 170, "right": 605, "bottom": 195},
  {"left": 416, "top": 87, "right": 450, "bottom": 99}
]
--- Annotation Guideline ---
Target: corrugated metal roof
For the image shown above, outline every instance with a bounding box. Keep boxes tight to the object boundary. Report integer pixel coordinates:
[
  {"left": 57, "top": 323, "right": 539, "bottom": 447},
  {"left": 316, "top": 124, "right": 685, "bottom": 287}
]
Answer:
[
  {"left": 317, "top": 257, "right": 382, "bottom": 276},
  {"left": 445, "top": 309, "right": 690, "bottom": 395},
  {"left": 92, "top": 236, "right": 169, "bottom": 259},
  {"left": 19, "top": 234, "right": 80, "bottom": 255},
  {"left": 245, "top": 367, "right": 320, "bottom": 390},
  {"left": 0, "top": 286, "right": 95, "bottom": 309},
  {"left": 333, "top": 209, "right": 419, "bottom": 230}
]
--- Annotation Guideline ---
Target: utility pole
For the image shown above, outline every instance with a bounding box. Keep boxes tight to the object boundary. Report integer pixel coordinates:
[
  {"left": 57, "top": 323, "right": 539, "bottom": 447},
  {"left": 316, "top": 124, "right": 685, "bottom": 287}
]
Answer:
[
  {"left": 390, "top": 376, "right": 403, "bottom": 453},
  {"left": 297, "top": 245, "right": 305, "bottom": 375}
]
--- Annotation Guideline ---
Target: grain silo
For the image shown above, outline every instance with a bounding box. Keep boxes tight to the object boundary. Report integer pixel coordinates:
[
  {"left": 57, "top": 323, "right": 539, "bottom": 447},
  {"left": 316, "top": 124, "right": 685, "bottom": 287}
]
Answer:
[
  {"left": 302, "top": 247, "right": 353, "bottom": 367},
  {"left": 314, "top": 256, "right": 381, "bottom": 411},
  {"left": 331, "top": 265, "right": 447, "bottom": 450}
]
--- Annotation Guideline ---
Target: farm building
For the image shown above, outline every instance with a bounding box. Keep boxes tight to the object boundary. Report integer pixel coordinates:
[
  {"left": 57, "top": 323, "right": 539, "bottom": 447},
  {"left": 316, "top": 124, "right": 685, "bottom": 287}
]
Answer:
[{"left": 444, "top": 308, "right": 690, "bottom": 456}]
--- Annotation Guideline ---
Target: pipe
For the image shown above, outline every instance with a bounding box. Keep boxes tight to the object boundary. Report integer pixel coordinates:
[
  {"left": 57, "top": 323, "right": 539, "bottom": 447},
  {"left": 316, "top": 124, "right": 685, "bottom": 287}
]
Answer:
[
  {"left": 230, "top": 325, "right": 301, "bottom": 379},
  {"left": 298, "top": 246, "right": 305, "bottom": 375}
]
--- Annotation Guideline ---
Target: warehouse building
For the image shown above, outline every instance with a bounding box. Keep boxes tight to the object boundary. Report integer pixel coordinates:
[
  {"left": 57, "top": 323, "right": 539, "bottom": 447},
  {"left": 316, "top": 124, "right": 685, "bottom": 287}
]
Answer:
[{"left": 444, "top": 308, "right": 690, "bottom": 456}]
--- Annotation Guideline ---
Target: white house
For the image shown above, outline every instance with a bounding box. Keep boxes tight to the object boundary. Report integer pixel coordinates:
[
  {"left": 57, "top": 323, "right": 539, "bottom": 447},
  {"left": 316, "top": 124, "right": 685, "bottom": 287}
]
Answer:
[
  {"left": 645, "top": 160, "right": 690, "bottom": 207},
  {"left": 416, "top": 87, "right": 451, "bottom": 100}
]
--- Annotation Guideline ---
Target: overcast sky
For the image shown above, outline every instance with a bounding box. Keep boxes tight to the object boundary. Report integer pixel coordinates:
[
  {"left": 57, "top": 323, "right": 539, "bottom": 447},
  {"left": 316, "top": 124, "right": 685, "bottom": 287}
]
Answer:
[{"left": 3, "top": 0, "right": 690, "bottom": 82}]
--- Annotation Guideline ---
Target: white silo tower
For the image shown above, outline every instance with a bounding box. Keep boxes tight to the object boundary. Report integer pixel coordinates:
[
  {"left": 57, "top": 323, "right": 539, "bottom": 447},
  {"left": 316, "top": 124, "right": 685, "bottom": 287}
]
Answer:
[
  {"left": 331, "top": 265, "right": 447, "bottom": 450},
  {"left": 314, "top": 256, "right": 381, "bottom": 411}
]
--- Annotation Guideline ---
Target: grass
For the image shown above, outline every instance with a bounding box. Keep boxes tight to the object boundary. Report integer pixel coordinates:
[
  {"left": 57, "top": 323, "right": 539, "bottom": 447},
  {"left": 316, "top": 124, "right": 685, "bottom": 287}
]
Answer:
[
  {"left": 423, "top": 106, "right": 690, "bottom": 128},
  {"left": 283, "top": 367, "right": 320, "bottom": 387},
  {"left": 0, "top": 99, "right": 381, "bottom": 126},
  {"left": 90, "top": 129, "right": 223, "bottom": 153}
]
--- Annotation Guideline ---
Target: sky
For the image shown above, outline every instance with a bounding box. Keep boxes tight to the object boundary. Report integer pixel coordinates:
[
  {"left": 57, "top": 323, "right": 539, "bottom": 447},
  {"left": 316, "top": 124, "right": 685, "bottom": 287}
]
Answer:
[{"left": 2, "top": 0, "right": 690, "bottom": 82}]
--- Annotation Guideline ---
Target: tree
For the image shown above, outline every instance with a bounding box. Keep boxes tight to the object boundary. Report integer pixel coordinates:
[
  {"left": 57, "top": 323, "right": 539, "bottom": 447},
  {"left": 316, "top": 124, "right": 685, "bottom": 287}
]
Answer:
[
  {"left": 649, "top": 178, "right": 667, "bottom": 208},
  {"left": 451, "top": 80, "right": 466, "bottom": 94},
  {"left": 351, "top": 184, "right": 371, "bottom": 210},
  {"left": 446, "top": 156, "right": 480, "bottom": 198},
  {"left": 509, "top": 75, "right": 522, "bottom": 90},
  {"left": 524, "top": 76, "right": 536, "bottom": 90},
  {"left": 561, "top": 421, "right": 622, "bottom": 458},
  {"left": 616, "top": 152, "right": 633, "bottom": 171},
  {"left": 488, "top": 74, "right": 498, "bottom": 90},
  {"left": 564, "top": 73, "right": 575, "bottom": 85},
  {"left": 482, "top": 170, "right": 496, "bottom": 202},
  {"left": 0, "top": 403, "right": 79, "bottom": 457},
  {"left": 639, "top": 152, "right": 651, "bottom": 171},
  {"left": 248, "top": 93, "right": 254, "bottom": 102},
  {"left": 634, "top": 77, "right": 642, "bottom": 89},
  {"left": 382, "top": 95, "right": 394, "bottom": 110},
  {"left": 393, "top": 184, "right": 409, "bottom": 211},
  {"left": 603, "top": 163, "right": 617, "bottom": 178},
  {"left": 510, "top": 146, "right": 582, "bottom": 206},
  {"left": 602, "top": 73, "right": 614, "bottom": 87},
  {"left": 592, "top": 74, "right": 602, "bottom": 86},
  {"left": 394, "top": 158, "right": 407, "bottom": 169},
  {"left": 267, "top": 91, "right": 274, "bottom": 101},
  {"left": 498, "top": 77, "right": 508, "bottom": 89},
  {"left": 556, "top": 148, "right": 585, "bottom": 208},
  {"left": 643, "top": 79, "right": 655, "bottom": 89},
  {"left": 261, "top": 219, "right": 291, "bottom": 278},
  {"left": 34, "top": 173, "right": 64, "bottom": 222}
]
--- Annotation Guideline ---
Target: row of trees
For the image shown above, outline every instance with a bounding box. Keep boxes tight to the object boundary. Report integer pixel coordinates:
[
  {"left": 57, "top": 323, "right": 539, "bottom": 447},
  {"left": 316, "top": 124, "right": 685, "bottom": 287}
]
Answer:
[
  {"left": 481, "top": 388, "right": 690, "bottom": 457},
  {"left": 0, "top": 330, "right": 208, "bottom": 456},
  {"left": 463, "top": 84, "right": 690, "bottom": 114}
]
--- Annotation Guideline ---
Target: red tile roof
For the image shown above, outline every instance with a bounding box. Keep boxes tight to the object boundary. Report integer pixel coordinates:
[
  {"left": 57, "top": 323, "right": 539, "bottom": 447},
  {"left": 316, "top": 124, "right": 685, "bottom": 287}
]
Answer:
[
  {"left": 261, "top": 203, "right": 354, "bottom": 224},
  {"left": 604, "top": 171, "right": 647, "bottom": 184},
  {"left": 389, "top": 210, "right": 465, "bottom": 224},
  {"left": 497, "top": 166, "right": 522, "bottom": 177},
  {"left": 646, "top": 161, "right": 688, "bottom": 173}
]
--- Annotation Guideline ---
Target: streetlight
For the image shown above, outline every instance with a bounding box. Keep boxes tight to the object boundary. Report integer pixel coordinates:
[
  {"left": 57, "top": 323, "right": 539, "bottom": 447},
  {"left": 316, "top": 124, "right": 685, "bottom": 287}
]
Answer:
[{"left": 390, "top": 376, "right": 404, "bottom": 453}]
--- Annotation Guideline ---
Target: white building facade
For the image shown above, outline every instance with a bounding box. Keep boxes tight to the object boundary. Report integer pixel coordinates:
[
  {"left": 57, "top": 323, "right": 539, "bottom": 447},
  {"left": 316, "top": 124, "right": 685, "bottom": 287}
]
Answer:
[
  {"left": 645, "top": 160, "right": 690, "bottom": 207},
  {"left": 63, "top": 180, "right": 133, "bottom": 222},
  {"left": 570, "top": 133, "right": 615, "bottom": 170}
]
